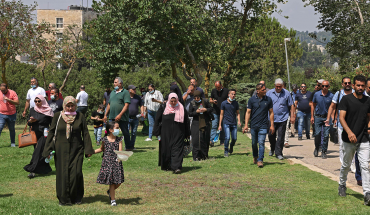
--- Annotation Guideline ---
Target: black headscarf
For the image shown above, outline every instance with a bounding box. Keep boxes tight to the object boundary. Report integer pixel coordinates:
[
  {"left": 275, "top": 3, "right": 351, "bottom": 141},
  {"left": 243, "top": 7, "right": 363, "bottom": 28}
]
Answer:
[{"left": 165, "top": 84, "right": 184, "bottom": 105}]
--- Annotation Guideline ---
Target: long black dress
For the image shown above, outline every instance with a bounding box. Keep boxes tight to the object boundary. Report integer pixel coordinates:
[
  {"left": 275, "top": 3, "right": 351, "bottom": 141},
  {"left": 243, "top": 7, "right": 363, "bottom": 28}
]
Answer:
[
  {"left": 188, "top": 99, "right": 213, "bottom": 160},
  {"left": 43, "top": 112, "right": 95, "bottom": 204},
  {"left": 24, "top": 108, "right": 53, "bottom": 174},
  {"left": 153, "top": 104, "right": 190, "bottom": 171}
]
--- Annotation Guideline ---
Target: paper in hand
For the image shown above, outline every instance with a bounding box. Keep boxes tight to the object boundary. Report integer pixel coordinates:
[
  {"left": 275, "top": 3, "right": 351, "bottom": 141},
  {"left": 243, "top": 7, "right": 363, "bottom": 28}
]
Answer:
[{"left": 114, "top": 150, "right": 133, "bottom": 161}]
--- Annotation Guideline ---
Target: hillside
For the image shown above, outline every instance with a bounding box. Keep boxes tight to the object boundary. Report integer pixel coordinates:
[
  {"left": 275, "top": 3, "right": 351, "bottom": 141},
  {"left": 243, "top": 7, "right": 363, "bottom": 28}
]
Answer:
[{"left": 295, "top": 31, "right": 333, "bottom": 47}]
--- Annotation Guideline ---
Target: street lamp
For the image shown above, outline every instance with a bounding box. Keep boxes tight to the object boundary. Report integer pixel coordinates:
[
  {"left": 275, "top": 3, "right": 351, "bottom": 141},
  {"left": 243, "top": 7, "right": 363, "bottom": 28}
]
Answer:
[{"left": 284, "top": 38, "right": 291, "bottom": 92}]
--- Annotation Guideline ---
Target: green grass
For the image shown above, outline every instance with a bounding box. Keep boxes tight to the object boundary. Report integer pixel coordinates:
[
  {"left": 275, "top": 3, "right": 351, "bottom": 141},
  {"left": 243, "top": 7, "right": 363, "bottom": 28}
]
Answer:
[{"left": 0, "top": 125, "right": 369, "bottom": 214}]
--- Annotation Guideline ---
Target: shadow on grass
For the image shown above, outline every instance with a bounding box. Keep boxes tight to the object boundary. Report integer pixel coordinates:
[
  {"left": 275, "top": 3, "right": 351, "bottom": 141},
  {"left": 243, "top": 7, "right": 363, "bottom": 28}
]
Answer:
[
  {"left": 181, "top": 166, "right": 202, "bottom": 173},
  {"left": 230, "top": 152, "right": 250, "bottom": 156},
  {"left": 349, "top": 193, "right": 364, "bottom": 201},
  {"left": 0, "top": 193, "right": 13, "bottom": 198},
  {"left": 263, "top": 162, "right": 286, "bottom": 166},
  {"left": 82, "top": 195, "right": 142, "bottom": 205},
  {"left": 135, "top": 147, "right": 156, "bottom": 150},
  {"left": 33, "top": 171, "right": 56, "bottom": 178}
]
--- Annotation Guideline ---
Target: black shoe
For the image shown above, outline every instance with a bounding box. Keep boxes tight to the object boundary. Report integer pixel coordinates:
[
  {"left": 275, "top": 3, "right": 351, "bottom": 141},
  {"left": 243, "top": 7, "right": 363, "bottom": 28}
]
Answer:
[
  {"left": 298, "top": 136, "right": 302, "bottom": 141},
  {"left": 321, "top": 151, "right": 327, "bottom": 159},
  {"left": 290, "top": 134, "right": 295, "bottom": 138},
  {"left": 357, "top": 180, "right": 363, "bottom": 186},
  {"left": 313, "top": 149, "right": 319, "bottom": 157},
  {"left": 306, "top": 136, "right": 310, "bottom": 140},
  {"left": 365, "top": 192, "right": 370, "bottom": 206},
  {"left": 229, "top": 146, "right": 234, "bottom": 154},
  {"left": 269, "top": 150, "right": 274, "bottom": 156},
  {"left": 338, "top": 185, "right": 347, "bottom": 197},
  {"left": 210, "top": 142, "right": 214, "bottom": 147},
  {"left": 27, "top": 173, "right": 35, "bottom": 179},
  {"left": 224, "top": 151, "right": 229, "bottom": 157},
  {"left": 107, "top": 190, "right": 111, "bottom": 201}
]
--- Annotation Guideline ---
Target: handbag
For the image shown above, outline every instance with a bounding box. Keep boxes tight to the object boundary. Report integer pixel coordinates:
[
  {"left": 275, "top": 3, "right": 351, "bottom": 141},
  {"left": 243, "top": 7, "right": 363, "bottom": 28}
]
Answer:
[
  {"left": 18, "top": 122, "right": 37, "bottom": 148},
  {"left": 183, "top": 138, "right": 192, "bottom": 157},
  {"left": 330, "top": 92, "right": 340, "bottom": 144}
]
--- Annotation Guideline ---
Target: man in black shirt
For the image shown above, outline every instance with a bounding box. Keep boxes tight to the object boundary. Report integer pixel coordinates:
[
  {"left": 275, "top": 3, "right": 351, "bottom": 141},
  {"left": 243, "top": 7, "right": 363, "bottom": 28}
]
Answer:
[
  {"left": 338, "top": 75, "right": 370, "bottom": 205},
  {"left": 309, "top": 79, "right": 324, "bottom": 151},
  {"left": 210, "top": 81, "right": 229, "bottom": 146},
  {"left": 47, "top": 88, "right": 63, "bottom": 113},
  {"left": 294, "top": 83, "right": 312, "bottom": 140}
]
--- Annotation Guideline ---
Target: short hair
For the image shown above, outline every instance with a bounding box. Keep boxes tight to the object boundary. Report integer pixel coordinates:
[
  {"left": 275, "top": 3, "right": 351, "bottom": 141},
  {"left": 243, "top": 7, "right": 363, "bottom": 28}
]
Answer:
[
  {"left": 98, "top": 104, "right": 105, "bottom": 110},
  {"left": 229, "top": 89, "right": 236, "bottom": 94},
  {"left": 0, "top": 83, "right": 7, "bottom": 88},
  {"left": 51, "top": 88, "right": 59, "bottom": 94},
  {"left": 256, "top": 83, "right": 265, "bottom": 91},
  {"left": 353, "top": 75, "right": 366, "bottom": 84},
  {"left": 366, "top": 78, "right": 370, "bottom": 85},
  {"left": 115, "top": 77, "right": 123, "bottom": 85},
  {"left": 190, "top": 78, "right": 197, "bottom": 82},
  {"left": 49, "top": 82, "right": 56, "bottom": 88},
  {"left": 292, "top": 84, "right": 298, "bottom": 90},
  {"left": 342, "top": 77, "right": 351, "bottom": 83},
  {"left": 31, "top": 77, "right": 38, "bottom": 83},
  {"left": 215, "top": 81, "right": 222, "bottom": 85},
  {"left": 275, "top": 78, "right": 284, "bottom": 85},
  {"left": 170, "top": 82, "right": 177, "bottom": 86},
  {"left": 148, "top": 84, "right": 155, "bottom": 89},
  {"left": 300, "top": 83, "right": 307, "bottom": 86},
  {"left": 80, "top": 85, "right": 85, "bottom": 90}
]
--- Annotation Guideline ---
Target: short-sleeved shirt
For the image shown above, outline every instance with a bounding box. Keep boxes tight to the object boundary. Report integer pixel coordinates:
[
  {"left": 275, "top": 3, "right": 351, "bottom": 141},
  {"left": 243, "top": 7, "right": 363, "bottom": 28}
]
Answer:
[
  {"left": 309, "top": 90, "right": 320, "bottom": 102},
  {"left": 338, "top": 94, "right": 370, "bottom": 143},
  {"left": 144, "top": 90, "right": 164, "bottom": 112},
  {"left": 266, "top": 88, "right": 293, "bottom": 122},
  {"left": 47, "top": 99, "right": 64, "bottom": 113},
  {"left": 182, "top": 93, "right": 194, "bottom": 112},
  {"left": 109, "top": 89, "right": 131, "bottom": 121},
  {"left": 0, "top": 89, "right": 18, "bottom": 115},
  {"left": 91, "top": 110, "right": 104, "bottom": 127},
  {"left": 195, "top": 87, "right": 205, "bottom": 98},
  {"left": 76, "top": 91, "right": 88, "bottom": 107},
  {"left": 312, "top": 90, "right": 334, "bottom": 116},
  {"left": 210, "top": 88, "right": 229, "bottom": 115},
  {"left": 247, "top": 95, "right": 273, "bottom": 129},
  {"left": 291, "top": 90, "right": 299, "bottom": 103},
  {"left": 129, "top": 94, "right": 143, "bottom": 117},
  {"left": 221, "top": 100, "right": 239, "bottom": 125},
  {"left": 104, "top": 91, "right": 111, "bottom": 105},
  {"left": 46, "top": 90, "right": 64, "bottom": 100},
  {"left": 332, "top": 89, "right": 355, "bottom": 128},
  {"left": 295, "top": 91, "right": 312, "bottom": 113},
  {"left": 26, "top": 87, "right": 46, "bottom": 109}
]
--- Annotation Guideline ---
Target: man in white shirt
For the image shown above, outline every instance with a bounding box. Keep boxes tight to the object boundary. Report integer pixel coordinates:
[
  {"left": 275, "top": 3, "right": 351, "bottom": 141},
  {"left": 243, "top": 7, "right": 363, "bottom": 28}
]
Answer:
[
  {"left": 22, "top": 77, "right": 46, "bottom": 117},
  {"left": 76, "top": 85, "right": 89, "bottom": 115}
]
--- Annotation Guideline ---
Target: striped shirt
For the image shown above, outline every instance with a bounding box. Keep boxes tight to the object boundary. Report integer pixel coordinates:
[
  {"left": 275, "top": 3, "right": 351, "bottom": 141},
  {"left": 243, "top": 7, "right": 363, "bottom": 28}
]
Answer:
[{"left": 144, "top": 90, "right": 164, "bottom": 111}]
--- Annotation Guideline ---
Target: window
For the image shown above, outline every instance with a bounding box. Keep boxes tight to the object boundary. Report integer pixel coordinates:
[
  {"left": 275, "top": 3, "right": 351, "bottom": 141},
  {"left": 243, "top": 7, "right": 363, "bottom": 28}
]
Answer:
[{"left": 56, "top": 18, "right": 63, "bottom": 28}]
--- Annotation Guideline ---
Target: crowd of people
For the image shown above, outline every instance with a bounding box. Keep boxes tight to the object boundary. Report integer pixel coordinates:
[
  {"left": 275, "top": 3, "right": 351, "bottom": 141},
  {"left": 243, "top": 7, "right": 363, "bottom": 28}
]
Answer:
[{"left": 1, "top": 74, "right": 370, "bottom": 206}]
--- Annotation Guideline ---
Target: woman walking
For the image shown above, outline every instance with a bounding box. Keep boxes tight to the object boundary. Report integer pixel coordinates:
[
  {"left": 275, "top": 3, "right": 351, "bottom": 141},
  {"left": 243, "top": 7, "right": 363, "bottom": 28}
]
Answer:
[
  {"left": 24, "top": 95, "right": 53, "bottom": 178},
  {"left": 43, "top": 96, "right": 94, "bottom": 205},
  {"left": 153, "top": 93, "right": 190, "bottom": 174},
  {"left": 143, "top": 84, "right": 164, "bottom": 141}
]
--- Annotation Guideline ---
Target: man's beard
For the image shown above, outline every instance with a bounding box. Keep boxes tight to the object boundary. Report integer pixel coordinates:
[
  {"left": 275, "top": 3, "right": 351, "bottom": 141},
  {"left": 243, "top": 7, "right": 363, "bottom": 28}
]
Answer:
[
  {"left": 355, "top": 90, "right": 363, "bottom": 95},
  {"left": 344, "top": 86, "right": 352, "bottom": 91}
]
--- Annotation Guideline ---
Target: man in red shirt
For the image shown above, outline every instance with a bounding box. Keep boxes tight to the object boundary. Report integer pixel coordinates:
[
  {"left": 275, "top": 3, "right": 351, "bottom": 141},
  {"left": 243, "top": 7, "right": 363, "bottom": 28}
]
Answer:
[
  {"left": 0, "top": 83, "right": 19, "bottom": 147},
  {"left": 45, "top": 82, "right": 63, "bottom": 100}
]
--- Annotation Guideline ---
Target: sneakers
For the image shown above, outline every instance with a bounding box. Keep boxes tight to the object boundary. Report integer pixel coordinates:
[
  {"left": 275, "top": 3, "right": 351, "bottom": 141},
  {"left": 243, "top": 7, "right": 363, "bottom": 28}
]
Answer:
[
  {"left": 257, "top": 161, "right": 263, "bottom": 168},
  {"left": 277, "top": 155, "right": 284, "bottom": 160},
  {"left": 174, "top": 169, "right": 181, "bottom": 174},
  {"left": 284, "top": 143, "right": 290, "bottom": 148},
  {"left": 321, "top": 151, "right": 327, "bottom": 159},
  {"left": 253, "top": 157, "right": 257, "bottom": 164},
  {"left": 27, "top": 172, "right": 35, "bottom": 179},
  {"left": 364, "top": 192, "right": 370, "bottom": 206},
  {"left": 224, "top": 151, "right": 229, "bottom": 157},
  {"left": 338, "top": 185, "right": 347, "bottom": 197},
  {"left": 111, "top": 200, "right": 117, "bottom": 206},
  {"left": 269, "top": 150, "right": 274, "bottom": 156},
  {"left": 306, "top": 135, "right": 310, "bottom": 140},
  {"left": 357, "top": 180, "right": 363, "bottom": 186},
  {"left": 145, "top": 138, "right": 152, "bottom": 141},
  {"left": 209, "top": 141, "right": 214, "bottom": 147},
  {"left": 290, "top": 134, "right": 295, "bottom": 138},
  {"left": 11, "top": 143, "right": 15, "bottom": 147},
  {"left": 313, "top": 149, "right": 319, "bottom": 157},
  {"left": 298, "top": 136, "right": 302, "bottom": 141}
]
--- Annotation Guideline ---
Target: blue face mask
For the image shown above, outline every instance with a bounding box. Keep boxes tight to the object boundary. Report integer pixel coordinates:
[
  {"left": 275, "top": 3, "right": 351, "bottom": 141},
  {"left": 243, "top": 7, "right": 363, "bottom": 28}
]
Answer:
[
  {"left": 229, "top": 97, "right": 235, "bottom": 101},
  {"left": 112, "top": 129, "right": 120, "bottom": 136},
  {"left": 171, "top": 103, "right": 179, "bottom": 107},
  {"left": 149, "top": 90, "right": 154, "bottom": 94},
  {"left": 142, "top": 92, "right": 146, "bottom": 95},
  {"left": 31, "top": 85, "right": 37, "bottom": 89},
  {"left": 114, "top": 86, "right": 119, "bottom": 91},
  {"left": 98, "top": 111, "right": 103, "bottom": 114},
  {"left": 196, "top": 99, "right": 202, "bottom": 103},
  {"left": 50, "top": 95, "right": 55, "bottom": 100}
]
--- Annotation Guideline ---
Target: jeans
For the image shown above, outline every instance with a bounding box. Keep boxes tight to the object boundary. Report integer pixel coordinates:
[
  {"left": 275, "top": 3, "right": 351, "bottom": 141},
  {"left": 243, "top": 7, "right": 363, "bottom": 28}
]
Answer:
[
  {"left": 77, "top": 106, "right": 88, "bottom": 115},
  {"left": 0, "top": 113, "right": 16, "bottom": 144},
  {"left": 339, "top": 141, "right": 370, "bottom": 195},
  {"left": 128, "top": 118, "right": 139, "bottom": 148},
  {"left": 297, "top": 111, "right": 311, "bottom": 138},
  {"left": 268, "top": 120, "right": 287, "bottom": 157},
  {"left": 223, "top": 124, "right": 237, "bottom": 152},
  {"left": 314, "top": 116, "right": 330, "bottom": 152},
  {"left": 111, "top": 120, "right": 131, "bottom": 149},
  {"left": 251, "top": 128, "right": 268, "bottom": 162},
  {"left": 94, "top": 127, "right": 103, "bottom": 143},
  {"left": 147, "top": 110, "right": 157, "bottom": 139},
  {"left": 210, "top": 113, "right": 225, "bottom": 143}
]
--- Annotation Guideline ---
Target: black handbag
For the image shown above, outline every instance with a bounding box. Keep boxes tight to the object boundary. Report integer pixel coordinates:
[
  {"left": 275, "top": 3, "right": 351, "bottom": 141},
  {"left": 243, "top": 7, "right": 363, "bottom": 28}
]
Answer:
[{"left": 329, "top": 92, "right": 340, "bottom": 144}]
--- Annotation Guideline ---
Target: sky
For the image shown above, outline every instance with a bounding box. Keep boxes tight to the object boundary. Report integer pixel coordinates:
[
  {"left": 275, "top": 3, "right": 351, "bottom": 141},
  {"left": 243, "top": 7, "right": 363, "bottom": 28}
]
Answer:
[{"left": 22, "top": 0, "right": 321, "bottom": 32}]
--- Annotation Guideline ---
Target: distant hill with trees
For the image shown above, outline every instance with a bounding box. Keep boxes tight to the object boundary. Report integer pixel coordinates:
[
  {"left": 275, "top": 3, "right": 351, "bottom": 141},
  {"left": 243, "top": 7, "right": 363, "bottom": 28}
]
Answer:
[{"left": 295, "top": 31, "right": 333, "bottom": 47}]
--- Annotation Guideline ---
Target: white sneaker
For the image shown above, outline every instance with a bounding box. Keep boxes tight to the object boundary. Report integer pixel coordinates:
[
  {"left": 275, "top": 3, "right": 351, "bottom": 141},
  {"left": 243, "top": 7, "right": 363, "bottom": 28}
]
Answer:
[
  {"left": 102, "top": 127, "right": 106, "bottom": 130},
  {"left": 111, "top": 201, "right": 117, "bottom": 206},
  {"left": 145, "top": 138, "right": 152, "bottom": 141},
  {"left": 11, "top": 143, "right": 15, "bottom": 147},
  {"left": 350, "top": 162, "right": 356, "bottom": 173}
]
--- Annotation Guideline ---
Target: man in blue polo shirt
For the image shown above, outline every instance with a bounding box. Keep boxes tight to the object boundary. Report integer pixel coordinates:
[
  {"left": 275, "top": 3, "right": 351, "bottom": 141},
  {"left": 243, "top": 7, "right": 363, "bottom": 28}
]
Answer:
[
  {"left": 312, "top": 80, "right": 334, "bottom": 159},
  {"left": 218, "top": 89, "right": 241, "bottom": 157},
  {"left": 243, "top": 83, "right": 274, "bottom": 168},
  {"left": 266, "top": 78, "right": 295, "bottom": 160}
]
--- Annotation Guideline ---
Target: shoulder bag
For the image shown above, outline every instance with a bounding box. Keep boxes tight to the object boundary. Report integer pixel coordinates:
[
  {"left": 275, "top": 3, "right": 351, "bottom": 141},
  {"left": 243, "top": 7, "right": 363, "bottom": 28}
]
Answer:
[
  {"left": 329, "top": 92, "right": 340, "bottom": 144},
  {"left": 18, "top": 122, "right": 37, "bottom": 148}
]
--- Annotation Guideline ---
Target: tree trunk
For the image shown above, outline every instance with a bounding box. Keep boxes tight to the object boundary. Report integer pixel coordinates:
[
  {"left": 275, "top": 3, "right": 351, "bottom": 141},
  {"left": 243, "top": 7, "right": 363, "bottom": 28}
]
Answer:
[
  {"left": 171, "top": 63, "right": 186, "bottom": 92},
  {"left": 181, "top": 63, "right": 193, "bottom": 81},
  {"left": 41, "top": 59, "right": 47, "bottom": 89},
  {"left": 185, "top": 44, "right": 203, "bottom": 86},
  {"left": 1, "top": 57, "right": 8, "bottom": 85},
  {"left": 59, "top": 60, "right": 75, "bottom": 93},
  {"left": 204, "top": 62, "right": 212, "bottom": 98}
]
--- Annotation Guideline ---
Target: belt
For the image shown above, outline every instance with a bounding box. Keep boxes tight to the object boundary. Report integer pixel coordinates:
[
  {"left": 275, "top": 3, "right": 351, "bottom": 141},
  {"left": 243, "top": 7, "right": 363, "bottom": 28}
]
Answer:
[
  {"left": 315, "top": 114, "right": 327, "bottom": 118},
  {"left": 129, "top": 116, "right": 137, "bottom": 119}
]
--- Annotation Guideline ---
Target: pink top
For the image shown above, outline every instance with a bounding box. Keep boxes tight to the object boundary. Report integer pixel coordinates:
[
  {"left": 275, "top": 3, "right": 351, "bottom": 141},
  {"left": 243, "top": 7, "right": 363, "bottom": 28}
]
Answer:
[{"left": 0, "top": 89, "right": 18, "bottom": 115}]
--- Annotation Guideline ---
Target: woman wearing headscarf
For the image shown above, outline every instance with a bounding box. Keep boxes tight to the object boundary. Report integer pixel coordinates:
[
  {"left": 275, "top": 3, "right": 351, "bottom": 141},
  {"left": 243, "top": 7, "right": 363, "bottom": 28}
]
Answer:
[
  {"left": 188, "top": 90, "right": 213, "bottom": 161},
  {"left": 24, "top": 95, "right": 54, "bottom": 178},
  {"left": 164, "top": 84, "right": 184, "bottom": 105},
  {"left": 43, "top": 96, "right": 94, "bottom": 205},
  {"left": 152, "top": 93, "right": 190, "bottom": 174}
]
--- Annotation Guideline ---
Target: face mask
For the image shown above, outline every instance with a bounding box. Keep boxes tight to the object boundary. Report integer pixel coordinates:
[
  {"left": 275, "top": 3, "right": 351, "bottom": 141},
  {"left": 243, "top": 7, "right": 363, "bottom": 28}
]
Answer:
[
  {"left": 31, "top": 85, "right": 37, "bottom": 89},
  {"left": 50, "top": 95, "right": 55, "bottom": 100},
  {"left": 196, "top": 99, "right": 202, "bottom": 103},
  {"left": 98, "top": 111, "right": 103, "bottom": 114},
  {"left": 64, "top": 111, "right": 77, "bottom": 115},
  {"left": 171, "top": 103, "right": 179, "bottom": 107},
  {"left": 112, "top": 129, "right": 120, "bottom": 136},
  {"left": 229, "top": 97, "right": 235, "bottom": 102},
  {"left": 149, "top": 90, "right": 154, "bottom": 94},
  {"left": 114, "top": 86, "right": 119, "bottom": 91},
  {"left": 142, "top": 92, "right": 146, "bottom": 95}
]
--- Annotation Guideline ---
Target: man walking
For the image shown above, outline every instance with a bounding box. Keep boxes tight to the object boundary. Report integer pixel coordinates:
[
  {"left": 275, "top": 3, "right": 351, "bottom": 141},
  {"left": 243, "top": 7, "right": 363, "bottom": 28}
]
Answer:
[
  {"left": 103, "top": 77, "right": 131, "bottom": 150},
  {"left": 76, "top": 85, "right": 89, "bottom": 115},
  {"left": 46, "top": 82, "right": 63, "bottom": 100},
  {"left": 182, "top": 84, "right": 195, "bottom": 112},
  {"left": 190, "top": 78, "right": 205, "bottom": 98},
  {"left": 127, "top": 85, "right": 144, "bottom": 150},
  {"left": 266, "top": 78, "right": 295, "bottom": 160},
  {"left": 210, "top": 81, "right": 229, "bottom": 146},
  {"left": 218, "top": 89, "right": 241, "bottom": 157},
  {"left": 243, "top": 84, "right": 274, "bottom": 168},
  {"left": 337, "top": 75, "right": 370, "bottom": 206},
  {"left": 0, "top": 83, "right": 19, "bottom": 147},
  {"left": 22, "top": 77, "right": 46, "bottom": 117},
  {"left": 312, "top": 80, "right": 334, "bottom": 159},
  {"left": 48, "top": 88, "right": 63, "bottom": 113},
  {"left": 294, "top": 83, "right": 312, "bottom": 140}
]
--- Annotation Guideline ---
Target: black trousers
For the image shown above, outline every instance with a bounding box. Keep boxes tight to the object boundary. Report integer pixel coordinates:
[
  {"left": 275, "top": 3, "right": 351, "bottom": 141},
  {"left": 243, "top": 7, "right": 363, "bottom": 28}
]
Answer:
[{"left": 268, "top": 120, "right": 287, "bottom": 157}]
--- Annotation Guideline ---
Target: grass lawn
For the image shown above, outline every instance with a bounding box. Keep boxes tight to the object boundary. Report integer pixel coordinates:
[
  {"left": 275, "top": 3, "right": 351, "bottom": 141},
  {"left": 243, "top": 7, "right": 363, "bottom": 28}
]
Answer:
[{"left": 0, "top": 125, "right": 369, "bottom": 214}]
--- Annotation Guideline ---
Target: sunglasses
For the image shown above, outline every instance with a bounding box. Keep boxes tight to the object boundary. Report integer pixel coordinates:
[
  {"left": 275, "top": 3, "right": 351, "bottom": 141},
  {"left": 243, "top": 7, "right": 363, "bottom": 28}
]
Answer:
[
  {"left": 343, "top": 82, "right": 351, "bottom": 85},
  {"left": 34, "top": 100, "right": 41, "bottom": 103},
  {"left": 322, "top": 85, "right": 329, "bottom": 88},
  {"left": 301, "top": 86, "right": 307, "bottom": 88}
]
